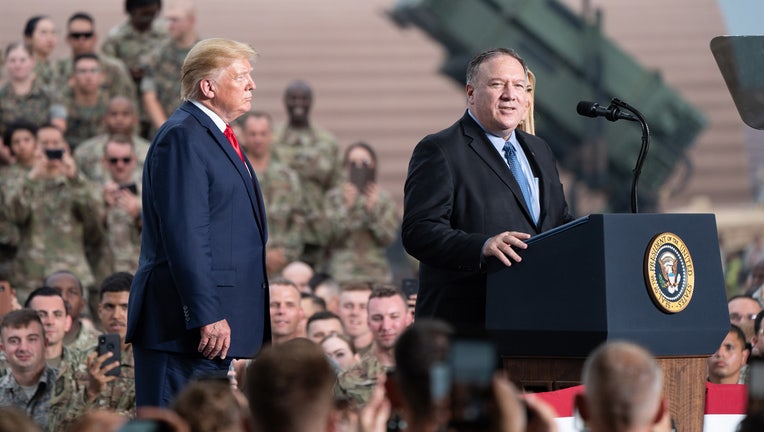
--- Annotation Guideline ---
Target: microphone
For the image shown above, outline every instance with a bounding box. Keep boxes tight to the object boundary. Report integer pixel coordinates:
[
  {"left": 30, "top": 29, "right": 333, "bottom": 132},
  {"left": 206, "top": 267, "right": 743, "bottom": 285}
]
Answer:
[{"left": 576, "top": 101, "right": 638, "bottom": 122}]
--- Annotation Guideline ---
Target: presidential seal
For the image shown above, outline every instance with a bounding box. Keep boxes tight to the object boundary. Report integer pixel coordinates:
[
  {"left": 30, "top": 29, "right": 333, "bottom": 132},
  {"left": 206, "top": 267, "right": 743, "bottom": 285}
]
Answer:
[{"left": 644, "top": 232, "right": 695, "bottom": 313}]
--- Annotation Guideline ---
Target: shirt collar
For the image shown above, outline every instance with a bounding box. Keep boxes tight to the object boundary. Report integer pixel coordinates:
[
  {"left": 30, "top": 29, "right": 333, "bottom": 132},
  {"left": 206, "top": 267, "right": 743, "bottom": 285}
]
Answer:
[{"left": 191, "top": 100, "right": 227, "bottom": 133}]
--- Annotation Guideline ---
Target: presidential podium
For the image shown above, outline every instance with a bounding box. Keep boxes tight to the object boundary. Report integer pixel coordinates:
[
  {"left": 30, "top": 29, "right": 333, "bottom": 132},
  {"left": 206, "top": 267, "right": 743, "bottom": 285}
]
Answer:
[{"left": 486, "top": 213, "right": 729, "bottom": 432}]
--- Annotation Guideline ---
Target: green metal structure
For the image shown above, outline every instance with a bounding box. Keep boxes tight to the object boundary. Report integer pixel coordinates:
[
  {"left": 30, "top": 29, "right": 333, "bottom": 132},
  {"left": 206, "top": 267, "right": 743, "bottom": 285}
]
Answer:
[{"left": 390, "top": 0, "right": 707, "bottom": 212}]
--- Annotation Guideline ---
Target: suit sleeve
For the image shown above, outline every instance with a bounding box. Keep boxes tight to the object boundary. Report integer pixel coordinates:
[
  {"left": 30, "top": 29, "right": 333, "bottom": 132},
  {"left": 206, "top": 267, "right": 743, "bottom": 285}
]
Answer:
[
  {"left": 402, "top": 137, "right": 487, "bottom": 272},
  {"left": 148, "top": 125, "right": 223, "bottom": 329}
]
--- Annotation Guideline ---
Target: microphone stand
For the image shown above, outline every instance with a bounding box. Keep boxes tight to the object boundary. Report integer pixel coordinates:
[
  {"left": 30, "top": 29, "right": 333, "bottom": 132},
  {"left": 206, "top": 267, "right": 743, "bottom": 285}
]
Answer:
[{"left": 611, "top": 98, "right": 650, "bottom": 214}]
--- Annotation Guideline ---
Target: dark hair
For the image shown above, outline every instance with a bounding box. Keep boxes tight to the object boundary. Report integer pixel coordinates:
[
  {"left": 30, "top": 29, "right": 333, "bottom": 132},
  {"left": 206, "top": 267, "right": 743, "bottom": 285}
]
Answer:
[
  {"left": 0, "top": 308, "right": 43, "bottom": 333},
  {"left": 23, "top": 15, "right": 48, "bottom": 38},
  {"left": 756, "top": 311, "right": 764, "bottom": 336},
  {"left": 2, "top": 119, "right": 37, "bottom": 152},
  {"left": 99, "top": 272, "right": 133, "bottom": 301},
  {"left": 67, "top": 12, "right": 95, "bottom": 26},
  {"left": 342, "top": 141, "right": 377, "bottom": 168},
  {"left": 44, "top": 270, "right": 83, "bottom": 296},
  {"left": 24, "top": 286, "right": 69, "bottom": 315},
  {"left": 306, "top": 310, "right": 341, "bottom": 330},
  {"left": 466, "top": 47, "right": 528, "bottom": 86},
  {"left": 4, "top": 41, "right": 32, "bottom": 60},
  {"left": 730, "top": 324, "right": 748, "bottom": 347},
  {"left": 394, "top": 319, "right": 453, "bottom": 423},
  {"left": 368, "top": 284, "right": 407, "bottom": 305},
  {"left": 73, "top": 52, "right": 100, "bottom": 67},
  {"left": 300, "top": 292, "right": 326, "bottom": 311},
  {"left": 126, "top": 0, "right": 162, "bottom": 13},
  {"left": 308, "top": 272, "right": 332, "bottom": 291},
  {"left": 238, "top": 110, "right": 273, "bottom": 129}
]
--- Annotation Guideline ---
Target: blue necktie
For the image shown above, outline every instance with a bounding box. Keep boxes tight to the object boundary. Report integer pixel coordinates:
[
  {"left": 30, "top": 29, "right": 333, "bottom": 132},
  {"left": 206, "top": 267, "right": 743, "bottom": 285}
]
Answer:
[{"left": 502, "top": 141, "right": 534, "bottom": 213}]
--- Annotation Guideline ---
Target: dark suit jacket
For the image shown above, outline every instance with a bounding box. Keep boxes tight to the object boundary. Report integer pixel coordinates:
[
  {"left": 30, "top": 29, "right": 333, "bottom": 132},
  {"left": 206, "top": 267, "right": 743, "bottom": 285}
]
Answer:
[
  {"left": 127, "top": 101, "right": 269, "bottom": 358},
  {"left": 402, "top": 111, "right": 574, "bottom": 333}
]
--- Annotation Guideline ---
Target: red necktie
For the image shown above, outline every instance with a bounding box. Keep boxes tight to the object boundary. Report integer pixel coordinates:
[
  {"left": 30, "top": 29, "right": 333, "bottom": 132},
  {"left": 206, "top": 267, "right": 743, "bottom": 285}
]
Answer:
[{"left": 224, "top": 124, "right": 246, "bottom": 164}]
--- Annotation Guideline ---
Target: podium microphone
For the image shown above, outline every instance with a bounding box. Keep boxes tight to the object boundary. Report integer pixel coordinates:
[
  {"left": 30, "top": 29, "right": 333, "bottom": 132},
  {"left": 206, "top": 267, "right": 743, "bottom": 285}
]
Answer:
[{"left": 576, "top": 101, "right": 638, "bottom": 122}]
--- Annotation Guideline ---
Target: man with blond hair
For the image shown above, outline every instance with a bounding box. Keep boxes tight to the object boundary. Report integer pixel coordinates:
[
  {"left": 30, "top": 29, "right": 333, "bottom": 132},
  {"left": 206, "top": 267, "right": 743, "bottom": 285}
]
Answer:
[{"left": 128, "top": 38, "right": 269, "bottom": 407}]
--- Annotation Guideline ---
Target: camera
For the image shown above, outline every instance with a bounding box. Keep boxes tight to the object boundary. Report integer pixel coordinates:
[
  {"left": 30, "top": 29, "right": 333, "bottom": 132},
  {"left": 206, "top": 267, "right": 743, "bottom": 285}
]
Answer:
[{"left": 44, "top": 148, "right": 64, "bottom": 160}]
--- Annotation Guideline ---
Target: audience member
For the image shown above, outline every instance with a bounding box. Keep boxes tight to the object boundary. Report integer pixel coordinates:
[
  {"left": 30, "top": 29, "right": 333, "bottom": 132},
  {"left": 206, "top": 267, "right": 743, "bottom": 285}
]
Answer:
[
  {"left": 272, "top": 80, "right": 342, "bottom": 267},
  {"left": 299, "top": 292, "right": 326, "bottom": 335},
  {"left": 336, "top": 285, "right": 412, "bottom": 406},
  {"left": 246, "top": 338, "right": 335, "bottom": 432},
  {"left": 0, "top": 309, "right": 68, "bottom": 430},
  {"left": 171, "top": 379, "right": 249, "bottom": 432},
  {"left": 23, "top": 287, "right": 75, "bottom": 370},
  {"left": 22, "top": 16, "right": 59, "bottom": 89},
  {"left": 0, "top": 42, "right": 66, "bottom": 139},
  {"left": 141, "top": 0, "right": 201, "bottom": 132},
  {"left": 324, "top": 141, "right": 399, "bottom": 284},
  {"left": 306, "top": 310, "right": 345, "bottom": 344},
  {"left": 74, "top": 95, "right": 151, "bottom": 183},
  {"left": 281, "top": 260, "right": 314, "bottom": 294},
  {"left": 0, "top": 266, "right": 21, "bottom": 322},
  {"left": 321, "top": 332, "right": 359, "bottom": 372},
  {"left": 101, "top": 0, "right": 168, "bottom": 137},
  {"left": 753, "top": 310, "right": 764, "bottom": 358},
  {"left": 78, "top": 272, "right": 136, "bottom": 418},
  {"left": 100, "top": 135, "right": 143, "bottom": 275},
  {"left": 313, "top": 275, "right": 341, "bottom": 314},
  {"left": 44, "top": 270, "right": 100, "bottom": 353},
  {"left": 57, "top": 12, "right": 136, "bottom": 102},
  {"left": 708, "top": 324, "right": 750, "bottom": 384},
  {"left": 3, "top": 124, "right": 104, "bottom": 304},
  {"left": 62, "top": 54, "right": 110, "bottom": 150},
  {"left": 729, "top": 294, "right": 762, "bottom": 342},
  {"left": 575, "top": 341, "right": 667, "bottom": 432},
  {"left": 240, "top": 111, "right": 305, "bottom": 276},
  {"left": 269, "top": 278, "right": 305, "bottom": 345},
  {"left": 0, "top": 406, "right": 43, "bottom": 432},
  {"left": 66, "top": 409, "right": 126, "bottom": 432},
  {"left": 338, "top": 282, "right": 374, "bottom": 356}
]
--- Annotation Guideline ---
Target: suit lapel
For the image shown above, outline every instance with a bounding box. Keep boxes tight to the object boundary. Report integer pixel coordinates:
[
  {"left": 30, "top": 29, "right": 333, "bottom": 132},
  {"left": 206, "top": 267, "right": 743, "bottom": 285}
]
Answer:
[
  {"left": 461, "top": 114, "right": 534, "bottom": 224},
  {"left": 181, "top": 102, "right": 266, "bottom": 239}
]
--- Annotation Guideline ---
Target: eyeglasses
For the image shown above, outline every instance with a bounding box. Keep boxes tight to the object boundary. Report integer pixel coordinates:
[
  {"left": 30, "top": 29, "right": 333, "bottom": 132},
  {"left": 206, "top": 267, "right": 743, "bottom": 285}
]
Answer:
[
  {"left": 75, "top": 67, "right": 100, "bottom": 75},
  {"left": 730, "top": 312, "right": 758, "bottom": 322},
  {"left": 68, "top": 32, "right": 94, "bottom": 39},
  {"left": 108, "top": 157, "right": 132, "bottom": 165}
]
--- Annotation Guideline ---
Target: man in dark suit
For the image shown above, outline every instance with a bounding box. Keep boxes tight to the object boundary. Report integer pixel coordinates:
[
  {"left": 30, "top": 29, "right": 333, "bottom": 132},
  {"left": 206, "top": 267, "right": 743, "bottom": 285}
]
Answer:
[
  {"left": 127, "top": 38, "right": 268, "bottom": 407},
  {"left": 402, "top": 48, "right": 574, "bottom": 334}
]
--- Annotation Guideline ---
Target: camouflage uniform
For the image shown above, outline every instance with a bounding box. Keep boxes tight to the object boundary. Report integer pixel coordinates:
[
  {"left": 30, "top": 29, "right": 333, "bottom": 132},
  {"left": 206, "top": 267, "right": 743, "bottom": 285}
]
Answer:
[
  {"left": 72, "top": 343, "right": 136, "bottom": 418},
  {"left": 323, "top": 186, "right": 399, "bottom": 284},
  {"left": 101, "top": 20, "right": 168, "bottom": 79},
  {"left": 62, "top": 89, "right": 111, "bottom": 151},
  {"left": 0, "top": 365, "right": 60, "bottom": 431},
  {"left": 64, "top": 319, "right": 102, "bottom": 354},
  {"left": 271, "top": 124, "right": 343, "bottom": 266},
  {"left": 256, "top": 160, "right": 305, "bottom": 272},
  {"left": 34, "top": 58, "right": 61, "bottom": 91},
  {"left": 0, "top": 165, "right": 26, "bottom": 268},
  {"left": 48, "top": 347, "right": 99, "bottom": 432},
  {"left": 56, "top": 53, "right": 137, "bottom": 101},
  {"left": 103, "top": 191, "right": 142, "bottom": 274},
  {"left": 74, "top": 133, "right": 150, "bottom": 184},
  {"left": 0, "top": 79, "right": 66, "bottom": 138},
  {"left": 140, "top": 39, "right": 198, "bottom": 129},
  {"left": 335, "top": 351, "right": 392, "bottom": 407},
  {"left": 2, "top": 174, "right": 104, "bottom": 304}
]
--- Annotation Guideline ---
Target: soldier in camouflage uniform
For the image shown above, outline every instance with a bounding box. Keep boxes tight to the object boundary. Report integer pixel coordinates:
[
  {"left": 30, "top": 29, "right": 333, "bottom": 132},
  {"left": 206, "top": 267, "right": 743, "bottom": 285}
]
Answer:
[
  {"left": 57, "top": 12, "right": 137, "bottom": 103},
  {"left": 0, "top": 309, "right": 79, "bottom": 432},
  {"left": 141, "top": 0, "right": 200, "bottom": 135},
  {"left": 74, "top": 96, "right": 150, "bottom": 184},
  {"left": 23, "top": 16, "right": 61, "bottom": 91},
  {"left": 71, "top": 273, "right": 136, "bottom": 423},
  {"left": 324, "top": 142, "right": 399, "bottom": 284},
  {"left": 100, "top": 136, "right": 143, "bottom": 275},
  {"left": 44, "top": 271, "right": 101, "bottom": 354},
  {"left": 2, "top": 125, "right": 104, "bottom": 306},
  {"left": 335, "top": 286, "right": 411, "bottom": 406},
  {"left": 101, "top": 0, "right": 168, "bottom": 137},
  {"left": 62, "top": 54, "right": 111, "bottom": 151},
  {"left": 272, "top": 80, "right": 343, "bottom": 268},
  {"left": 240, "top": 111, "right": 305, "bottom": 276},
  {"left": 0, "top": 42, "right": 67, "bottom": 140}
]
